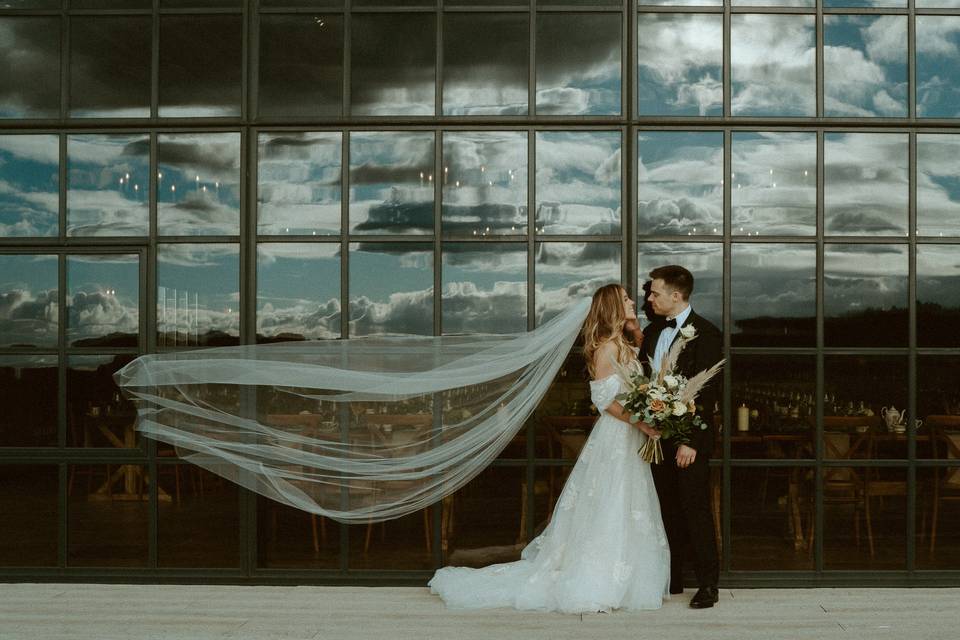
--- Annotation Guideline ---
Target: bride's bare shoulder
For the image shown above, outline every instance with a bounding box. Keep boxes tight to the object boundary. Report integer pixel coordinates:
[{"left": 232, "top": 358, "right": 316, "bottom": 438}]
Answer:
[{"left": 592, "top": 340, "right": 620, "bottom": 380}]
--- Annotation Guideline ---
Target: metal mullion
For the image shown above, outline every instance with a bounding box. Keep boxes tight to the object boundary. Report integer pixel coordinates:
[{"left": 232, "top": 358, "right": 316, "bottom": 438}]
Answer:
[
  {"left": 816, "top": 2, "right": 824, "bottom": 119},
  {"left": 340, "top": 132, "right": 350, "bottom": 342},
  {"left": 814, "top": 128, "right": 825, "bottom": 573},
  {"left": 60, "top": 7, "right": 69, "bottom": 123},
  {"left": 440, "top": 6, "right": 530, "bottom": 12},
  {"left": 157, "top": 8, "right": 244, "bottom": 15},
  {"left": 529, "top": 3, "right": 536, "bottom": 119},
  {"left": 58, "top": 461, "right": 67, "bottom": 568},
  {"left": 621, "top": 124, "right": 631, "bottom": 294},
  {"left": 351, "top": 6, "right": 444, "bottom": 12},
  {"left": 242, "top": 124, "right": 260, "bottom": 578},
  {"left": 908, "top": 1, "right": 916, "bottom": 122},
  {"left": 628, "top": 0, "right": 637, "bottom": 122},
  {"left": 242, "top": 0, "right": 252, "bottom": 124},
  {"left": 906, "top": 130, "right": 918, "bottom": 572},
  {"left": 57, "top": 132, "right": 68, "bottom": 453},
  {"left": 526, "top": 127, "right": 536, "bottom": 541},
  {"left": 636, "top": 6, "right": 723, "bottom": 14},
  {"left": 721, "top": 127, "right": 732, "bottom": 573},
  {"left": 723, "top": 0, "right": 731, "bottom": 120},
  {"left": 821, "top": 7, "right": 909, "bottom": 15}
]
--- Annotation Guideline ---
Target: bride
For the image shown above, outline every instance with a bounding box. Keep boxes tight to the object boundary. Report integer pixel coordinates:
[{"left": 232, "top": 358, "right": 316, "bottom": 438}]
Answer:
[{"left": 429, "top": 284, "right": 671, "bottom": 613}]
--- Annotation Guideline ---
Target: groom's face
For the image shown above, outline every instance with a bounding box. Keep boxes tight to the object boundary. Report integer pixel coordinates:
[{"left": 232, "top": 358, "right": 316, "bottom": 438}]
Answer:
[{"left": 647, "top": 278, "right": 682, "bottom": 317}]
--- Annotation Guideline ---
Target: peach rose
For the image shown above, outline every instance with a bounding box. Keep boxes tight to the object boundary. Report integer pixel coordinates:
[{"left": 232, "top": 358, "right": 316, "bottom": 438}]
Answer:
[{"left": 649, "top": 399, "right": 666, "bottom": 413}]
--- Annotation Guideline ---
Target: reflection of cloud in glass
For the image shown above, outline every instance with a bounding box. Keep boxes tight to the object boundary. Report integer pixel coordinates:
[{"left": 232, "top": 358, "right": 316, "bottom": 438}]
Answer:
[
  {"left": 732, "top": 132, "right": 816, "bottom": 236},
  {"left": 824, "top": 133, "right": 907, "bottom": 236},
  {"left": 69, "top": 16, "right": 151, "bottom": 118},
  {"left": 67, "top": 254, "right": 139, "bottom": 347},
  {"left": 67, "top": 134, "right": 149, "bottom": 236},
  {"left": 536, "top": 13, "right": 621, "bottom": 115},
  {"left": 350, "top": 244, "right": 433, "bottom": 336},
  {"left": 158, "top": 133, "right": 241, "bottom": 236},
  {"left": 158, "top": 16, "right": 242, "bottom": 117},
  {"left": 637, "top": 242, "right": 723, "bottom": 328},
  {"left": 732, "top": 243, "right": 815, "bottom": 346},
  {"left": 258, "top": 132, "right": 341, "bottom": 236},
  {"left": 825, "top": 244, "right": 907, "bottom": 346},
  {"left": 157, "top": 243, "right": 239, "bottom": 346},
  {"left": 731, "top": 14, "right": 815, "bottom": 116},
  {"left": 917, "top": 134, "right": 960, "bottom": 237},
  {"left": 638, "top": 13, "right": 722, "bottom": 117},
  {"left": 536, "top": 131, "right": 620, "bottom": 235},
  {"left": 443, "top": 14, "right": 528, "bottom": 116},
  {"left": 0, "top": 134, "right": 58, "bottom": 237},
  {"left": 824, "top": 15, "right": 907, "bottom": 117},
  {"left": 917, "top": 16, "right": 960, "bottom": 118},
  {"left": 918, "top": 244, "right": 960, "bottom": 347},
  {"left": 257, "top": 242, "right": 340, "bottom": 341},
  {"left": 351, "top": 13, "right": 435, "bottom": 116},
  {"left": 442, "top": 243, "right": 526, "bottom": 334},
  {"left": 638, "top": 131, "right": 722, "bottom": 236},
  {"left": 0, "top": 254, "right": 58, "bottom": 348},
  {"left": 0, "top": 17, "right": 59, "bottom": 119},
  {"left": 536, "top": 242, "right": 620, "bottom": 326},
  {"left": 443, "top": 132, "right": 527, "bottom": 236},
  {"left": 350, "top": 131, "right": 434, "bottom": 235}
]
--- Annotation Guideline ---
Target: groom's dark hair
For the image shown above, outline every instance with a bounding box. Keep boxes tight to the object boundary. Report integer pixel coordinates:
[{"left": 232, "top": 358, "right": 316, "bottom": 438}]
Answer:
[{"left": 649, "top": 265, "right": 694, "bottom": 301}]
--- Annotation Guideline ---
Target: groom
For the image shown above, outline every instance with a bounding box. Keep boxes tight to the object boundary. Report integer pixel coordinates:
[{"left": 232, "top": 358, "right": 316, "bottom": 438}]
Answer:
[{"left": 632, "top": 265, "right": 721, "bottom": 609}]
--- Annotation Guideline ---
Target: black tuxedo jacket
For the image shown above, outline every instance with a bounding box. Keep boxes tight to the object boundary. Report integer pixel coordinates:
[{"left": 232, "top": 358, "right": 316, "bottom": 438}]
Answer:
[{"left": 641, "top": 310, "right": 722, "bottom": 455}]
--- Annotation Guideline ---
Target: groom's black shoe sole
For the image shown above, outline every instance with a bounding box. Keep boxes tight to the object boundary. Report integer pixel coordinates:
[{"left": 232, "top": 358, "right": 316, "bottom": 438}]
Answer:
[
  {"left": 689, "top": 586, "right": 719, "bottom": 609},
  {"left": 669, "top": 586, "right": 684, "bottom": 595}
]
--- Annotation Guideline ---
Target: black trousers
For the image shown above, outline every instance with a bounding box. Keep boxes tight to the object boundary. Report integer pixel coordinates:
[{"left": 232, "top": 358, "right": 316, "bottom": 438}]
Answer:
[{"left": 650, "top": 440, "right": 719, "bottom": 588}]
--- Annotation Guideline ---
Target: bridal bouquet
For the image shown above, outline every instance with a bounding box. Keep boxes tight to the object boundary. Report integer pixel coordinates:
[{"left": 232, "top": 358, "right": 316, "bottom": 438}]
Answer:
[{"left": 610, "top": 326, "right": 724, "bottom": 464}]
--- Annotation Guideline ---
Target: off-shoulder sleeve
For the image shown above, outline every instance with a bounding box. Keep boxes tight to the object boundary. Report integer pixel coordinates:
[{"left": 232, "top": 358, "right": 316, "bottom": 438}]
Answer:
[{"left": 589, "top": 375, "right": 621, "bottom": 414}]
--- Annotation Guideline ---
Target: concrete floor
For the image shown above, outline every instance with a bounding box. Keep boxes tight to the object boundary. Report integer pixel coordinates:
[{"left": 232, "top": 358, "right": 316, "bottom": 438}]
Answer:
[{"left": 0, "top": 584, "right": 955, "bottom": 640}]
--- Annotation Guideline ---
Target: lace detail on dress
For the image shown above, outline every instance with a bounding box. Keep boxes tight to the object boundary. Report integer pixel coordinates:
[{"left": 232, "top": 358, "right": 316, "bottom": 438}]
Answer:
[{"left": 588, "top": 374, "right": 621, "bottom": 413}]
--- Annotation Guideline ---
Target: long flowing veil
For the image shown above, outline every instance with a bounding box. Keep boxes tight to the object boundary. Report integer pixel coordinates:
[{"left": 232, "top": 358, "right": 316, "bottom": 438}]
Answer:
[{"left": 114, "top": 297, "right": 591, "bottom": 524}]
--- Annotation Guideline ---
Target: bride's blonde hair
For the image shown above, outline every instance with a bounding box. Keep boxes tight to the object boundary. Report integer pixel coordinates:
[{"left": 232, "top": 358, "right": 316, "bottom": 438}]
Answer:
[{"left": 582, "top": 284, "right": 634, "bottom": 379}]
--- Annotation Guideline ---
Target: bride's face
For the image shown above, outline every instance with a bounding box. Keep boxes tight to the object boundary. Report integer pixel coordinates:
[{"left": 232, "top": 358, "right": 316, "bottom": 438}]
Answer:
[{"left": 620, "top": 289, "right": 637, "bottom": 322}]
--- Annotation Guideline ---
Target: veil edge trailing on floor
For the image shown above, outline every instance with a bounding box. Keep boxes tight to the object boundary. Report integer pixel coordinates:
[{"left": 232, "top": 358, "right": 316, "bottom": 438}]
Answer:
[{"left": 114, "top": 298, "right": 591, "bottom": 524}]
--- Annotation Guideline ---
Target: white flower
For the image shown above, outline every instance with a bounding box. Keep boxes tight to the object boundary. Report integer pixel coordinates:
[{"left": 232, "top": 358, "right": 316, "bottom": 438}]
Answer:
[
  {"left": 672, "top": 401, "right": 688, "bottom": 416},
  {"left": 680, "top": 325, "right": 696, "bottom": 339},
  {"left": 664, "top": 375, "right": 679, "bottom": 389}
]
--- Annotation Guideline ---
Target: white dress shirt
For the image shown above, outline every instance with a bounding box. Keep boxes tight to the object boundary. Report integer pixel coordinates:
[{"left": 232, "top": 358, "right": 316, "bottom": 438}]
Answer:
[{"left": 651, "top": 305, "right": 692, "bottom": 375}]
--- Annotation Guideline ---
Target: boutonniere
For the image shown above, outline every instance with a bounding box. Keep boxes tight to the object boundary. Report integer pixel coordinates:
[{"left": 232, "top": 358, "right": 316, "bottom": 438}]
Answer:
[{"left": 679, "top": 325, "right": 697, "bottom": 340}]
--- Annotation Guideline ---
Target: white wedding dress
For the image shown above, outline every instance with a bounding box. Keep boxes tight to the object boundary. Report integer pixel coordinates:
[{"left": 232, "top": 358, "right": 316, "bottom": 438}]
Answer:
[{"left": 429, "top": 373, "right": 671, "bottom": 613}]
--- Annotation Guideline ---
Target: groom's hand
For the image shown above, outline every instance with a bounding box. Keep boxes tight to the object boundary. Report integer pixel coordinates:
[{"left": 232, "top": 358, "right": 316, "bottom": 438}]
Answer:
[
  {"left": 676, "top": 444, "right": 696, "bottom": 469},
  {"left": 623, "top": 319, "right": 644, "bottom": 347}
]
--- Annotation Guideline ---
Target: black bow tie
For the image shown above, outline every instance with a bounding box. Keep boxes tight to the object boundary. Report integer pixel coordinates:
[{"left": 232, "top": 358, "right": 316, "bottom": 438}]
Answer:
[{"left": 665, "top": 318, "right": 678, "bottom": 329}]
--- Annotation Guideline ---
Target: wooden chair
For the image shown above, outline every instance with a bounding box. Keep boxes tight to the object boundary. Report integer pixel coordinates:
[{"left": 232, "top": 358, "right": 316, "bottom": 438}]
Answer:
[
  {"left": 926, "top": 416, "right": 960, "bottom": 556},
  {"left": 816, "top": 416, "right": 873, "bottom": 554}
]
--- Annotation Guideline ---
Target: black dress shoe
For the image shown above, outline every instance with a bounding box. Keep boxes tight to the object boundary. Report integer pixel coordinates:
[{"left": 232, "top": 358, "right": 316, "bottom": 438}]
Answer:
[
  {"left": 689, "top": 586, "right": 719, "bottom": 609},
  {"left": 669, "top": 585, "right": 684, "bottom": 595}
]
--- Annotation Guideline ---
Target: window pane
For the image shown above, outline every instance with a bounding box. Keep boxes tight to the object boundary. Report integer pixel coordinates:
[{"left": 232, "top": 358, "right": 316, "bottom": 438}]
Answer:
[
  {"left": 351, "top": 13, "right": 435, "bottom": 116},
  {"left": 0, "top": 466, "right": 58, "bottom": 567},
  {"left": 824, "top": 244, "right": 907, "bottom": 348},
  {"left": 916, "top": 467, "right": 960, "bottom": 569},
  {"left": 443, "top": 14, "right": 528, "bottom": 116},
  {"left": 67, "top": 134, "right": 149, "bottom": 237},
  {"left": 731, "top": 467, "right": 814, "bottom": 570},
  {"left": 640, "top": 0, "right": 721, "bottom": 5},
  {"left": 731, "top": 14, "right": 815, "bottom": 117},
  {"left": 824, "top": 0, "right": 904, "bottom": 6},
  {"left": 535, "top": 242, "right": 620, "bottom": 326},
  {"left": 917, "top": 0, "right": 960, "bottom": 6},
  {"left": 731, "top": 244, "right": 815, "bottom": 347},
  {"left": 257, "top": 242, "right": 340, "bottom": 342},
  {"left": 733, "top": 0, "right": 813, "bottom": 5},
  {"left": 822, "top": 467, "right": 906, "bottom": 569},
  {"left": 347, "top": 508, "right": 433, "bottom": 570},
  {"left": 158, "top": 133, "right": 241, "bottom": 236},
  {"left": 71, "top": 1, "right": 151, "bottom": 7},
  {"left": 731, "top": 132, "right": 816, "bottom": 236},
  {"left": 637, "top": 242, "right": 722, "bottom": 329},
  {"left": 918, "top": 245, "right": 960, "bottom": 348},
  {"left": 731, "top": 355, "right": 816, "bottom": 460},
  {"left": 67, "top": 254, "right": 139, "bottom": 348},
  {"left": 0, "top": 134, "right": 58, "bottom": 237},
  {"left": 350, "top": 243, "right": 433, "bottom": 336},
  {"left": 0, "top": 357, "right": 57, "bottom": 448},
  {"left": 0, "top": 17, "right": 60, "bottom": 119},
  {"left": 918, "top": 355, "right": 960, "bottom": 461},
  {"left": 638, "top": 13, "right": 722, "bottom": 117},
  {"left": 67, "top": 355, "right": 137, "bottom": 449},
  {"left": 257, "top": 497, "right": 339, "bottom": 569},
  {"left": 69, "top": 17, "right": 150, "bottom": 118},
  {"left": 258, "top": 14, "right": 342, "bottom": 118},
  {"left": 68, "top": 463, "right": 148, "bottom": 567},
  {"left": 443, "top": 132, "right": 527, "bottom": 237},
  {"left": 158, "top": 467, "right": 240, "bottom": 568},
  {"left": 159, "top": 16, "right": 242, "bottom": 117},
  {"left": 442, "top": 243, "right": 526, "bottom": 334},
  {"left": 536, "top": 131, "right": 620, "bottom": 236},
  {"left": 917, "top": 17, "right": 960, "bottom": 118},
  {"left": 824, "top": 15, "right": 907, "bottom": 118},
  {"left": 536, "top": 13, "right": 621, "bottom": 116},
  {"left": 161, "top": 0, "right": 240, "bottom": 8},
  {"left": 824, "top": 133, "right": 908, "bottom": 236},
  {"left": 918, "top": 134, "right": 960, "bottom": 236},
  {"left": 157, "top": 244, "right": 239, "bottom": 347},
  {"left": 825, "top": 356, "right": 908, "bottom": 461},
  {"left": 349, "top": 131, "right": 434, "bottom": 235},
  {"left": 258, "top": 131, "right": 341, "bottom": 236},
  {"left": 0, "top": 254, "right": 58, "bottom": 348},
  {"left": 637, "top": 131, "right": 723, "bottom": 237}
]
